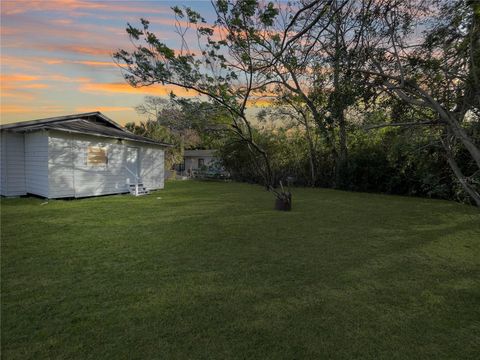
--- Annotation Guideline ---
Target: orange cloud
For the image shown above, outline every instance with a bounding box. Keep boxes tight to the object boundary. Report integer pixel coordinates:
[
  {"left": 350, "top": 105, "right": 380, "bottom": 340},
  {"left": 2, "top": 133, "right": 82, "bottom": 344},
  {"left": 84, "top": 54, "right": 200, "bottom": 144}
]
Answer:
[
  {"left": 49, "top": 75, "right": 91, "bottom": 83},
  {"left": 79, "top": 81, "right": 198, "bottom": 97},
  {"left": 4, "top": 39, "right": 115, "bottom": 56},
  {"left": 75, "top": 106, "right": 134, "bottom": 112},
  {"left": 1, "top": 74, "right": 40, "bottom": 82},
  {"left": 0, "top": 104, "right": 67, "bottom": 123},
  {"left": 1, "top": 56, "right": 38, "bottom": 71},
  {"left": 17, "top": 83, "right": 50, "bottom": 89},
  {"left": 0, "top": 74, "right": 50, "bottom": 93},
  {"left": 1, "top": 72, "right": 62, "bottom": 92},
  {"left": 42, "top": 58, "right": 64, "bottom": 65},
  {"left": 1, "top": 55, "right": 65, "bottom": 71},
  {"left": 0, "top": 104, "right": 65, "bottom": 114},
  {"left": 1, "top": 91, "right": 36, "bottom": 100},
  {"left": 56, "top": 45, "right": 113, "bottom": 56},
  {"left": 0, "top": 105, "right": 34, "bottom": 113},
  {"left": 74, "top": 60, "right": 116, "bottom": 67}
]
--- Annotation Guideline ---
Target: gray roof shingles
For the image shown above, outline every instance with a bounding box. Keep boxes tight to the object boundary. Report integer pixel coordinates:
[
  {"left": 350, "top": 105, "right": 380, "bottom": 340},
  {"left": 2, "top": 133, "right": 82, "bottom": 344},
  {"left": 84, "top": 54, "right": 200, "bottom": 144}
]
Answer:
[{"left": 0, "top": 112, "right": 171, "bottom": 147}]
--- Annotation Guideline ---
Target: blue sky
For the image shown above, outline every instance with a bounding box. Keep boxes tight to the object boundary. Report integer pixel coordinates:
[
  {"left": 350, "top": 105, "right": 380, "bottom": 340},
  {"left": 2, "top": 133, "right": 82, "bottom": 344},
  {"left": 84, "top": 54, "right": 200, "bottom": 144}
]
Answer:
[{"left": 1, "top": 0, "right": 217, "bottom": 124}]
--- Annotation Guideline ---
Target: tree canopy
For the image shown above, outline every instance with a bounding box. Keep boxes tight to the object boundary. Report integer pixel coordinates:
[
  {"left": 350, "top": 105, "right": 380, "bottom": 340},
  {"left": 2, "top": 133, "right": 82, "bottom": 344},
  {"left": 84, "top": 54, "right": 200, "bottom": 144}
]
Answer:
[{"left": 115, "top": 0, "right": 479, "bottom": 206}]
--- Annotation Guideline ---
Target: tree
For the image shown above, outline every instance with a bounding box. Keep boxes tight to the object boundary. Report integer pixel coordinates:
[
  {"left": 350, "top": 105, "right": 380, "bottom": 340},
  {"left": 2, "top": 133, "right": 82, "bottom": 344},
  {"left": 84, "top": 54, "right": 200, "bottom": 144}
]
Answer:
[
  {"left": 356, "top": 0, "right": 480, "bottom": 206},
  {"left": 114, "top": 0, "right": 479, "bottom": 206},
  {"left": 161, "top": 97, "right": 231, "bottom": 149},
  {"left": 257, "top": 96, "right": 319, "bottom": 186},
  {"left": 128, "top": 96, "right": 231, "bottom": 168},
  {"left": 134, "top": 96, "right": 168, "bottom": 122},
  {"left": 125, "top": 118, "right": 182, "bottom": 168},
  {"left": 113, "top": 3, "right": 287, "bottom": 200},
  {"left": 227, "top": 0, "right": 378, "bottom": 187}
]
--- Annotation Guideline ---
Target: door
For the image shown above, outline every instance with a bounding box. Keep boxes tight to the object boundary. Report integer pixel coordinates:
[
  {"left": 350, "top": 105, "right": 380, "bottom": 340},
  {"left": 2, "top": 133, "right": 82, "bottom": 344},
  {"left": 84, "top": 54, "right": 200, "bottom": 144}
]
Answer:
[{"left": 126, "top": 147, "right": 139, "bottom": 183}]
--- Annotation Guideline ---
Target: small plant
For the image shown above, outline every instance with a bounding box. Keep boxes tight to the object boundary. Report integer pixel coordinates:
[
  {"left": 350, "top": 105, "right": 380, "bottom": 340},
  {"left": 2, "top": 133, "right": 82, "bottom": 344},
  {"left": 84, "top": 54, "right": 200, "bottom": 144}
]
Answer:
[{"left": 273, "top": 181, "right": 292, "bottom": 211}]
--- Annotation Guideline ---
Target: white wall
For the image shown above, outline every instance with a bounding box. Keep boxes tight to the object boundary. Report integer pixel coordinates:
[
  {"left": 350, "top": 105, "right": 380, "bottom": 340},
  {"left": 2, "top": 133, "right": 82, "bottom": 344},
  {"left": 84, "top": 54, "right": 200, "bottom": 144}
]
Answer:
[
  {"left": 48, "top": 133, "right": 75, "bottom": 198},
  {"left": 48, "top": 131, "right": 165, "bottom": 198},
  {"left": 0, "top": 133, "right": 6, "bottom": 195},
  {"left": 25, "top": 131, "right": 49, "bottom": 197},
  {"left": 184, "top": 156, "right": 216, "bottom": 172},
  {"left": 0, "top": 132, "right": 27, "bottom": 196},
  {"left": 139, "top": 146, "right": 165, "bottom": 190}
]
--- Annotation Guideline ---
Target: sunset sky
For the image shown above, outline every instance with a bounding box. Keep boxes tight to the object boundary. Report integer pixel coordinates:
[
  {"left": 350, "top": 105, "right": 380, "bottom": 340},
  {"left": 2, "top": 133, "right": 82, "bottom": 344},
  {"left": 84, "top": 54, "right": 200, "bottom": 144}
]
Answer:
[{"left": 1, "top": 0, "right": 218, "bottom": 125}]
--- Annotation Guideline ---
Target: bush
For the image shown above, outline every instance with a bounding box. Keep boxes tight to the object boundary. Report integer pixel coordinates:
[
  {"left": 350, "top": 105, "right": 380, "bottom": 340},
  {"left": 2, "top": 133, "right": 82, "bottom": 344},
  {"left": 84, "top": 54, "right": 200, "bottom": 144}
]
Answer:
[{"left": 216, "top": 124, "right": 473, "bottom": 203}]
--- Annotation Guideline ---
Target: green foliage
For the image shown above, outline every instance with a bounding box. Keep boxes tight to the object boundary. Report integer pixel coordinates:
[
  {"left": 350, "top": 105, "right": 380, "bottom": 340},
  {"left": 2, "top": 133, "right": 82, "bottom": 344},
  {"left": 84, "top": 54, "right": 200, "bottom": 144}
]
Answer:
[
  {"left": 125, "top": 120, "right": 182, "bottom": 168},
  {"left": 218, "top": 121, "right": 476, "bottom": 203},
  {"left": 115, "top": 0, "right": 287, "bottom": 190},
  {"left": 219, "top": 127, "right": 325, "bottom": 186},
  {"left": 114, "top": 0, "right": 479, "bottom": 203},
  {"left": 259, "top": 2, "right": 279, "bottom": 26},
  {"left": 342, "top": 127, "right": 453, "bottom": 198},
  {"left": 128, "top": 96, "right": 231, "bottom": 169}
]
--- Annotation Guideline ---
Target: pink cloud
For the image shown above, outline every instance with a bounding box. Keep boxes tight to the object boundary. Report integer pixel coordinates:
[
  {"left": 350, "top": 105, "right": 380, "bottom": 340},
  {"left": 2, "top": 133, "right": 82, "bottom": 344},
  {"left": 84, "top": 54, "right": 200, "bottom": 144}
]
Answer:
[{"left": 1, "top": 0, "right": 171, "bottom": 16}]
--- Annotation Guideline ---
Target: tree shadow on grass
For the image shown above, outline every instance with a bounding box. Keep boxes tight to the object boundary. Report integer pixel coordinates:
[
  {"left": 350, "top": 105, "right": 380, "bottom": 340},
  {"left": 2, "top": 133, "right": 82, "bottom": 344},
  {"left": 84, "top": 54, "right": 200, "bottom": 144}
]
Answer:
[{"left": 2, "top": 183, "right": 479, "bottom": 359}]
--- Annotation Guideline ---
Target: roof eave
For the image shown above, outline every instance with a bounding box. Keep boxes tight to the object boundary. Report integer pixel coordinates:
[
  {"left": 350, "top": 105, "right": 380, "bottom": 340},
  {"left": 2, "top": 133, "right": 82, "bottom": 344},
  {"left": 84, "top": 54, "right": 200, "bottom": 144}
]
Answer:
[
  {"left": 0, "top": 111, "right": 125, "bottom": 131},
  {"left": 45, "top": 127, "right": 172, "bottom": 147}
]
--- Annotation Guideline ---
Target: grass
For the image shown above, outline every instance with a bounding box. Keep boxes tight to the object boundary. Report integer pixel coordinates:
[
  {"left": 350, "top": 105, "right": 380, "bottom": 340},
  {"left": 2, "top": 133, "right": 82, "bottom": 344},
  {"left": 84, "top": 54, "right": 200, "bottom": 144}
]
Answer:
[{"left": 1, "top": 181, "right": 479, "bottom": 359}]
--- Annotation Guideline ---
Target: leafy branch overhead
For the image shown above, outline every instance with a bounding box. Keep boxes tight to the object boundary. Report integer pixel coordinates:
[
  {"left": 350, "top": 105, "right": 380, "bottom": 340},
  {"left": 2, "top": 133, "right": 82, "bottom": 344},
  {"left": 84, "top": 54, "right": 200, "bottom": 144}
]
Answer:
[
  {"left": 114, "top": 0, "right": 480, "bottom": 206},
  {"left": 114, "top": 0, "right": 292, "bottom": 194}
]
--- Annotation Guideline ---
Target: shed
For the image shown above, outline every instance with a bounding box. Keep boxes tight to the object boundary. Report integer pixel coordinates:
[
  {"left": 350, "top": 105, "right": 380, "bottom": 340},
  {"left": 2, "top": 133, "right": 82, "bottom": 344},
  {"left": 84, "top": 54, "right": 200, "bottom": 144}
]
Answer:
[
  {"left": 183, "top": 149, "right": 218, "bottom": 174},
  {"left": 0, "top": 112, "right": 170, "bottom": 198}
]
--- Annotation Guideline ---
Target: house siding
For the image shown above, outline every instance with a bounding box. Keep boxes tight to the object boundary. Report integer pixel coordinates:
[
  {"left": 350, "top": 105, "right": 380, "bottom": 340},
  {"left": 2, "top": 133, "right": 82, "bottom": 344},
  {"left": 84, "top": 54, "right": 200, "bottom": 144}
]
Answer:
[
  {"left": 139, "top": 146, "right": 165, "bottom": 190},
  {"left": 25, "top": 131, "right": 49, "bottom": 197},
  {"left": 48, "top": 133, "right": 75, "bottom": 198},
  {"left": 184, "top": 155, "right": 216, "bottom": 172},
  {"left": 47, "top": 131, "right": 165, "bottom": 198},
  {"left": 0, "top": 133, "right": 6, "bottom": 195},
  {"left": 0, "top": 132, "right": 27, "bottom": 196}
]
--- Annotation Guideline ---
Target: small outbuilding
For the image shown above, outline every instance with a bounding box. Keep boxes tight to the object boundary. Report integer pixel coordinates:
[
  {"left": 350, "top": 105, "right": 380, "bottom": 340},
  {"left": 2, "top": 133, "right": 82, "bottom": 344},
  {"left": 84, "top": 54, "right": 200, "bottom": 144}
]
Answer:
[
  {"left": 0, "top": 112, "right": 170, "bottom": 198},
  {"left": 183, "top": 149, "right": 218, "bottom": 174}
]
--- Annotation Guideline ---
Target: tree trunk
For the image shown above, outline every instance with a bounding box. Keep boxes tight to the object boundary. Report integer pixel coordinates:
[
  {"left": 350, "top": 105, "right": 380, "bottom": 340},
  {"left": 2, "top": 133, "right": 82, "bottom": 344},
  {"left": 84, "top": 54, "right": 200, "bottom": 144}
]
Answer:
[
  {"left": 442, "top": 132, "right": 480, "bottom": 207},
  {"left": 443, "top": 142, "right": 480, "bottom": 207},
  {"left": 304, "top": 119, "right": 317, "bottom": 186},
  {"left": 468, "top": 0, "right": 480, "bottom": 105},
  {"left": 335, "top": 110, "right": 348, "bottom": 188},
  {"left": 415, "top": 90, "right": 480, "bottom": 170},
  {"left": 447, "top": 117, "right": 480, "bottom": 170},
  {"left": 332, "top": 6, "right": 348, "bottom": 188}
]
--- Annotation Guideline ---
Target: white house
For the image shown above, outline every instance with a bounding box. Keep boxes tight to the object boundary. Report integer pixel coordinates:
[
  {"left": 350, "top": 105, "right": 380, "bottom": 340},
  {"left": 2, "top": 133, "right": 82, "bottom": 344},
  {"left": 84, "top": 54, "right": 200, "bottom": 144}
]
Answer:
[
  {"left": 0, "top": 112, "right": 170, "bottom": 198},
  {"left": 183, "top": 149, "right": 218, "bottom": 175}
]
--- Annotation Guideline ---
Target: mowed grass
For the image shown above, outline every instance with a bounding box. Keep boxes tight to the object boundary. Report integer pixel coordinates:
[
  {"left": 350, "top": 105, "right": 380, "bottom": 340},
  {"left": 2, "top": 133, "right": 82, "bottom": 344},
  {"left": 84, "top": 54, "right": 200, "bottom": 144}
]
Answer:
[{"left": 1, "top": 181, "right": 479, "bottom": 359}]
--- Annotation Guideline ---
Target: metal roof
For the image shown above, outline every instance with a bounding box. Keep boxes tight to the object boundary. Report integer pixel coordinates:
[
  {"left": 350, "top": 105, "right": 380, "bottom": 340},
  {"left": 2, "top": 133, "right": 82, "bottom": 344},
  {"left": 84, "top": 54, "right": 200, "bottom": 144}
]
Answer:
[
  {"left": 184, "top": 149, "right": 217, "bottom": 157},
  {"left": 0, "top": 112, "right": 171, "bottom": 147}
]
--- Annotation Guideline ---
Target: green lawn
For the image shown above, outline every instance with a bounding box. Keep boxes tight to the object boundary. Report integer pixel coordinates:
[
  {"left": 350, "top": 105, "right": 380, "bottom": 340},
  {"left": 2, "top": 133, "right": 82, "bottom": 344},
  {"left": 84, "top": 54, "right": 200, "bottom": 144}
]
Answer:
[{"left": 1, "top": 181, "right": 479, "bottom": 359}]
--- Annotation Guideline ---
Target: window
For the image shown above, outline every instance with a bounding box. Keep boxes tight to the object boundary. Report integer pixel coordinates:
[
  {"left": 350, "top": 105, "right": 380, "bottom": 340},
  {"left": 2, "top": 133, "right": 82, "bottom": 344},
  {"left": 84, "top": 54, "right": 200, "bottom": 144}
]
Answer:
[
  {"left": 87, "top": 146, "right": 107, "bottom": 166},
  {"left": 198, "top": 158, "right": 204, "bottom": 168}
]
